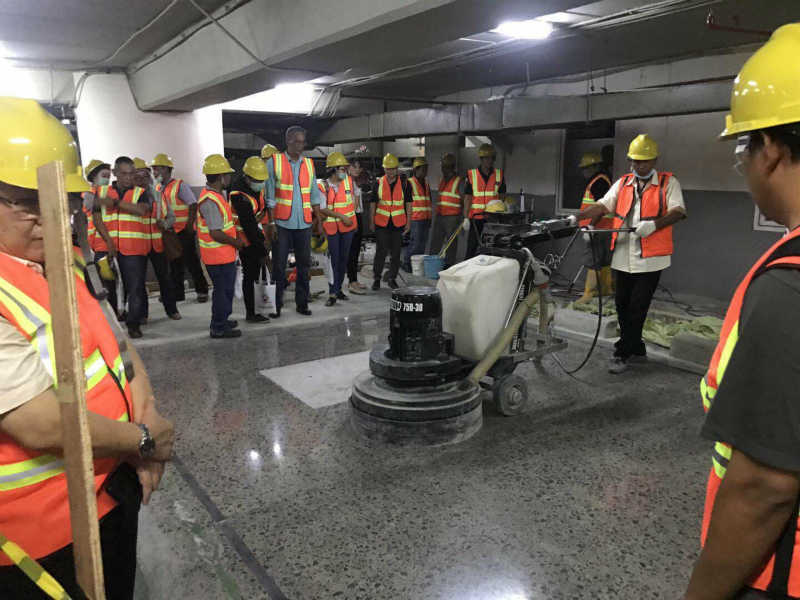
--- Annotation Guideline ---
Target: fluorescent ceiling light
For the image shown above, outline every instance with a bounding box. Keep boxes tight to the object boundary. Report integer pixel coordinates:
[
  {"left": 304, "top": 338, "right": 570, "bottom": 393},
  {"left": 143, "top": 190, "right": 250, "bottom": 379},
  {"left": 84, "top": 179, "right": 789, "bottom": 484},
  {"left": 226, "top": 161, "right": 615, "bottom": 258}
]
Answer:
[
  {"left": 218, "top": 81, "right": 318, "bottom": 114},
  {"left": 492, "top": 18, "right": 553, "bottom": 40}
]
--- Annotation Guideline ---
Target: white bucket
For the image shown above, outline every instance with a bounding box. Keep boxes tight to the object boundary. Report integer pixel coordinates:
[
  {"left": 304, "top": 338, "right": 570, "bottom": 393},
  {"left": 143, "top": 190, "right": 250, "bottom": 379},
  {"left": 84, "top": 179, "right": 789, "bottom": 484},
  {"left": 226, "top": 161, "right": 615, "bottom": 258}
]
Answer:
[{"left": 410, "top": 254, "right": 426, "bottom": 277}]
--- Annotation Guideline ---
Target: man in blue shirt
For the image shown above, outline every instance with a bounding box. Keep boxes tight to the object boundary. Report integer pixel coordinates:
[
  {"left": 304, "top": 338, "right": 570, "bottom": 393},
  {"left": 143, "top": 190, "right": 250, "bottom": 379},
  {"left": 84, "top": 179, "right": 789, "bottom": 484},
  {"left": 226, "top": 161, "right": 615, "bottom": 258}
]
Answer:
[{"left": 264, "top": 126, "right": 323, "bottom": 317}]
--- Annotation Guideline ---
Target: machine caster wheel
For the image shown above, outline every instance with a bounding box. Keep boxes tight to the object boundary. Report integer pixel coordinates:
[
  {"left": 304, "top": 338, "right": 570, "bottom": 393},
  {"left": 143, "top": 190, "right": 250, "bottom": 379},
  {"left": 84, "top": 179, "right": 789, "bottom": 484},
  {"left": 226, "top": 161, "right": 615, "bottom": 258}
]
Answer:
[{"left": 493, "top": 374, "right": 529, "bottom": 416}]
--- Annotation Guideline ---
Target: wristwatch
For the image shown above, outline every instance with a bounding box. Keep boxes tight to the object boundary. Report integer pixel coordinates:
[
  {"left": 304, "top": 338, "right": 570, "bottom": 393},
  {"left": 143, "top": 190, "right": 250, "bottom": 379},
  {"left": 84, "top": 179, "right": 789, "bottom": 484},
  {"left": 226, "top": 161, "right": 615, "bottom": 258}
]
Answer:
[{"left": 137, "top": 423, "right": 155, "bottom": 459}]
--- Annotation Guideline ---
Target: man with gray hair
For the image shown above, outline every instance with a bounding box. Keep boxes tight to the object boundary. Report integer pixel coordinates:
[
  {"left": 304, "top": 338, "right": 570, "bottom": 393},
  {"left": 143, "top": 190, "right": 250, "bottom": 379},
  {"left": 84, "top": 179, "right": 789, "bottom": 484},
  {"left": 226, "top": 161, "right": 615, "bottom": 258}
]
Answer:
[{"left": 264, "top": 126, "right": 323, "bottom": 317}]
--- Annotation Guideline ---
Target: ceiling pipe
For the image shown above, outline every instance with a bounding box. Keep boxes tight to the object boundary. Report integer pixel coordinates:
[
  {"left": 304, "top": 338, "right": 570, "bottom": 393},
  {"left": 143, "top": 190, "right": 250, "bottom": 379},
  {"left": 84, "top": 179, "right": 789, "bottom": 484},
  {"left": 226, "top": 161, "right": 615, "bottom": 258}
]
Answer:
[{"left": 705, "top": 10, "right": 771, "bottom": 38}]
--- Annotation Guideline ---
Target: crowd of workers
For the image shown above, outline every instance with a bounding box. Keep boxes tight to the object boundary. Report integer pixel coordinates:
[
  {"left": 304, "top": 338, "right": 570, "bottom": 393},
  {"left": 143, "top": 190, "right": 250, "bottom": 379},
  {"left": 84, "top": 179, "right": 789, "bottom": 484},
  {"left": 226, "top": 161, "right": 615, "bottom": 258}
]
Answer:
[{"left": 1, "top": 22, "right": 800, "bottom": 600}]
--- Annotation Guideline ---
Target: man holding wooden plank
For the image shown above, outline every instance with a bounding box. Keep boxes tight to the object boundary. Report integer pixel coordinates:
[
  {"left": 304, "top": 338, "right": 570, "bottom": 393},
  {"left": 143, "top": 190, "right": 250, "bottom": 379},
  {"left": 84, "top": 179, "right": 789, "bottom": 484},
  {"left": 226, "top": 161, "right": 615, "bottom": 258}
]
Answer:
[{"left": 0, "top": 97, "right": 174, "bottom": 599}]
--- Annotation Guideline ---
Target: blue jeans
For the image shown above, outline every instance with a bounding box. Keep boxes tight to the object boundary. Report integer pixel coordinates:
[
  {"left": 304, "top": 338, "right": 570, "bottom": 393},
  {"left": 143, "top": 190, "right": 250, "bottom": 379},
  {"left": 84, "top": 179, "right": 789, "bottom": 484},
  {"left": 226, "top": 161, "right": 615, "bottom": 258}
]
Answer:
[
  {"left": 404, "top": 219, "right": 431, "bottom": 266},
  {"left": 273, "top": 226, "right": 311, "bottom": 309},
  {"left": 326, "top": 230, "right": 355, "bottom": 295},
  {"left": 206, "top": 262, "right": 237, "bottom": 334},
  {"left": 117, "top": 253, "right": 147, "bottom": 329}
]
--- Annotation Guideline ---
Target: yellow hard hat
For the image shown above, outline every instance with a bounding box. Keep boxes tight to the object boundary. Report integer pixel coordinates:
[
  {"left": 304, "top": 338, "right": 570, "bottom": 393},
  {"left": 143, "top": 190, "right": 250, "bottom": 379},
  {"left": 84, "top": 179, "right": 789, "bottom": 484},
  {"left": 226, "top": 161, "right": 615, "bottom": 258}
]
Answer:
[
  {"left": 151, "top": 152, "right": 174, "bottom": 168},
  {"left": 578, "top": 152, "right": 603, "bottom": 168},
  {"left": 261, "top": 143, "right": 279, "bottom": 159},
  {"left": 132, "top": 157, "right": 149, "bottom": 170},
  {"left": 382, "top": 153, "right": 399, "bottom": 169},
  {"left": 0, "top": 97, "right": 89, "bottom": 192},
  {"left": 441, "top": 152, "right": 456, "bottom": 166},
  {"left": 721, "top": 23, "right": 800, "bottom": 139},
  {"left": 412, "top": 157, "right": 428, "bottom": 169},
  {"left": 242, "top": 155, "right": 268, "bottom": 181},
  {"left": 84, "top": 159, "right": 109, "bottom": 179},
  {"left": 202, "top": 153, "right": 235, "bottom": 175},
  {"left": 311, "top": 234, "right": 328, "bottom": 254},
  {"left": 627, "top": 134, "right": 659, "bottom": 161},
  {"left": 477, "top": 143, "right": 496, "bottom": 158},
  {"left": 485, "top": 199, "right": 506, "bottom": 213},
  {"left": 326, "top": 151, "right": 349, "bottom": 168}
]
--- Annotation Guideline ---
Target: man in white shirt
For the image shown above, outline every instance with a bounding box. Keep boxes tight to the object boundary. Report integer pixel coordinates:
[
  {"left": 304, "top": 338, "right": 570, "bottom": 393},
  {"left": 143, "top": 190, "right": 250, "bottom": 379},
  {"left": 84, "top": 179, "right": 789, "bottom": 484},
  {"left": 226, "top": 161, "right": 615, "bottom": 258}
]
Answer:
[{"left": 576, "top": 134, "right": 687, "bottom": 374}]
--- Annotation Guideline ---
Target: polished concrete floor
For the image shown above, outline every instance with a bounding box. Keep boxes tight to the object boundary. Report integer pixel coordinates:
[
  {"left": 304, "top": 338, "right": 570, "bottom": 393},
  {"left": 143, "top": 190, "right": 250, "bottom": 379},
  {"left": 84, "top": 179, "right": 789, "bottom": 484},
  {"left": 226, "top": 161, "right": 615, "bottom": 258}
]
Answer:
[{"left": 133, "top": 285, "right": 709, "bottom": 599}]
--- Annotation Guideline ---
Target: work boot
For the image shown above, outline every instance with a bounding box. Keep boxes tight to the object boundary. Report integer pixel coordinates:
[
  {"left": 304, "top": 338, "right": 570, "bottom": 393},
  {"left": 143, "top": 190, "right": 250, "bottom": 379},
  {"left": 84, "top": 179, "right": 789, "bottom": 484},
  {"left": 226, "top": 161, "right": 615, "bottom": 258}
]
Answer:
[
  {"left": 210, "top": 328, "right": 242, "bottom": 339},
  {"left": 336, "top": 291, "right": 349, "bottom": 301},
  {"left": 168, "top": 312, "right": 182, "bottom": 320},
  {"left": 227, "top": 319, "right": 239, "bottom": 329},
  {"left": 325, "top": 296, "right": 337, "bottom": 307},
  {"left": 599, "top": 267, "right": 615, "bottom": 296},
  {"left": 269, "top": 307, "right": 282, "bottom": 319},
  {"left": 128, "top": 326, "right": 143, "bottom": 339},
  {"left": 246, "top": 314, "right": 269, "bottom": 323},
  {"left": 576, "top": 269, "right": 599, "bottom": 304},
  {"left": 296, "top": 306, "right": 312, "bottom": 316},
  {"left": 608, "top": 356, "right": 628, "bottom": 374}
]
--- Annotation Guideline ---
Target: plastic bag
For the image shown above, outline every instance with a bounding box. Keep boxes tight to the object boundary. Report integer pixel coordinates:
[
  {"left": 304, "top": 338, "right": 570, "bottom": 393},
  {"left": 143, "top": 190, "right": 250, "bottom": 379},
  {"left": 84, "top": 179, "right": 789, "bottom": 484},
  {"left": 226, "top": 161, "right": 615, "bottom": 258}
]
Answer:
[{"left": 234, "top": 262, "right": 243, "bottom": 299}]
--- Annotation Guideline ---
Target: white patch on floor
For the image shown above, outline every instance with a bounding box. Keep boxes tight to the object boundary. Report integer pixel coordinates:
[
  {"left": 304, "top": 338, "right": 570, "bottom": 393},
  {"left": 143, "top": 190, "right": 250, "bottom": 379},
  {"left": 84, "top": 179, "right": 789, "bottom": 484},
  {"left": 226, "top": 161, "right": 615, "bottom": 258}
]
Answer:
[{"left": 259, "top": 350, "right": 370, "bottom": 408}]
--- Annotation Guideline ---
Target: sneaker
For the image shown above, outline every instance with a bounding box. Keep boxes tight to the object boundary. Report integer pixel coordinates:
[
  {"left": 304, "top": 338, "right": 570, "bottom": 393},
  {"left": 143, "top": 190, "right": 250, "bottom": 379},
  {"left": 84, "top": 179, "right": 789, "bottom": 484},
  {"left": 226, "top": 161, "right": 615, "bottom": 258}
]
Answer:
[
  {"left": 197, "top": 294, "right": 209, "bottom": 303},
  {"left": 168, "top": 312, "right": 182, "bottom": 321},
  {"left": 325, "top": 296, "right": 337, "bottom": 307},
  {"left": 349, "top": 282, "right": 366, "bottom": 295},
  {"left": 608, "top": 357, "right": 628, "bottom": 374},
  {"left": 210, "top": 329, "right": 242, "bottom": 339},
  {"left": 372, "top": 280, "right": 380, "bottom": 291},
  {"left": 227, "top": 319, "right": 239, "bottom": 329},
  {"left": 246, "top": 314, "right": 269, "bottom": 323},
  {"left": 128, "top": 327, "right": 143, "bottom": 339},
  {"left": 269, "top": 307, "right": 282, "bottom": 319},
  {"left": 388, "top": 279, "right": 399, "bottom": 290},
  {"left": 296, "top": 306, "right": 312, "bottom": 316},
  {"left": 336, "top": 291, "right": 349, "bottom": 301}
]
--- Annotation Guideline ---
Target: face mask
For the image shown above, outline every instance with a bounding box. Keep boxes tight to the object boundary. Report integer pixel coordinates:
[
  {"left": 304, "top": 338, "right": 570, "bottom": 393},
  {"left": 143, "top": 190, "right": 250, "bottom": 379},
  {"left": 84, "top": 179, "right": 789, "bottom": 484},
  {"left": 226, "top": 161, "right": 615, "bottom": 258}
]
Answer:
[
  {"left": 154, "top": 175, "right": 163, "bottom": 185},
  {"left": 250, "top": 180, "right": 265, "bottom": 193},
  {"left": 338, "top": 170, "right": 348, "bottom": 181},
  {"left": 635, "top": 169, "right": 656, "bottom": 180},
  {"left": 95, "top": 175, "right": 110, "bottom": 186}
]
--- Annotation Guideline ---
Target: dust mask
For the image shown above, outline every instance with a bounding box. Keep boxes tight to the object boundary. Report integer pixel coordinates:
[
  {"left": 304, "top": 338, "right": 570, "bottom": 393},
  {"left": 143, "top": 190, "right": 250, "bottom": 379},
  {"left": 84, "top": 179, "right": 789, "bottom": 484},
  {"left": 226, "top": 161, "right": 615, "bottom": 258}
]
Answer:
[
  {"left": 635, "top": 169, "right": 656, "bottom": 181},
  {"left": 95, "top": 175, "right": 110, "bottom": 186},
  {"left": 250, "top": 180, "right": 265, "bottom": 193}
]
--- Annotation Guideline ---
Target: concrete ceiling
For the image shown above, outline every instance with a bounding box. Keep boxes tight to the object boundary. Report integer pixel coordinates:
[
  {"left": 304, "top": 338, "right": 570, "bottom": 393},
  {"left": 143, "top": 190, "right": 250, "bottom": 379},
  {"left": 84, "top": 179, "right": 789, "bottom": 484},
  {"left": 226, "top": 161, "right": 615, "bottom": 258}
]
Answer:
[{"left": 0, "top": 0, "right": 229, "bottom": 68}]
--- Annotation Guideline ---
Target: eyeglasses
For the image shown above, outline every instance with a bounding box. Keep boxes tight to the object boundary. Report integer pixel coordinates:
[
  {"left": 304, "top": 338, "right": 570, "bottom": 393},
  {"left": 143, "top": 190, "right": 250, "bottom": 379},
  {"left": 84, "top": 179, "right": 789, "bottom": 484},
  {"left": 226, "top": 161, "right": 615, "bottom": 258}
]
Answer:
[{"left": 733, "top": 133, "right": 752, "bottom": 177}]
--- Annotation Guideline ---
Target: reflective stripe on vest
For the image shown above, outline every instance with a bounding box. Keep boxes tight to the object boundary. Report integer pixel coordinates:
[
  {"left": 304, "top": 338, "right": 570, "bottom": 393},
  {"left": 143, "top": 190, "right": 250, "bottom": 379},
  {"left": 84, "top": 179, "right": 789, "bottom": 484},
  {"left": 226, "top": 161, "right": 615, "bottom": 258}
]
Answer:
[
  {"left": 579, "top": 174, "right": 614, "bottom": 229},
  {"left": 610, "top": 173, "right": 674, "bottom": 258},
  {"left": 467, "top": 168, "right": 502, "bottom": 220},
  {"left": 197, "top": 189, "right": 237, "bottom": 265},
  {"left": 85, "top": 185, "right": 118, "bottom": 253},
  {"left": 374, "top": 176, "right": 407, "bottom": 228},
  {"left": 409, "top": 177, "right": 432, "bottom": 221},
  {"left": 116, "top": 187, "right": 149, "bottom": 255},
  {"left": 163, "top": 179, "right": 189, "bottom": 233},
  {"left": 0, "top": 253, "right": 131, "bottom": 562},
  {"left": 149, "top": 189, "right": 169, "bottom": 253},
  {"left": 700, "top": 228, "right": 800, "bottom": 596},
  {"left": 258, "top": 189, "right": 270, "bottom": 225},
  {"left": 437, "top": 176, "right": 461, "bottom": 216},
  {"left": 273, "top": 153, "right": 314, "bottom": 224},
  {"left": 322, "top": 177, "right": 357, "bottom": 235},
  {"left": 230, "top": 190, "right": 260, "bottom": 247}
]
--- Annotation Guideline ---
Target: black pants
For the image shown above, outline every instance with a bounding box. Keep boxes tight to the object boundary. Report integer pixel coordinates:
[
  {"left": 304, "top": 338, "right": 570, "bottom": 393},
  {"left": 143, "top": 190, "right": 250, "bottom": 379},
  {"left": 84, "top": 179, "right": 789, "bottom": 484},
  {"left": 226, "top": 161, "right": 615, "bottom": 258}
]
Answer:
[
  {"left": 170, "top": 227, "right": 209, "bottom": 299},
  {"left": 614, "top": 269, "right": 662, "bottom": 358},
  {"left": 347, "top": 213, "right": 364, "bottom": 283},
  {"left": 240, "top": 246, "right": 263, "bottom": 317},
  {"left": 465, "top": 219, "right": 485, "bottom": 260},
  {"left": 373, "top": 227, "right": 402, "bottom": 282},
  {"left": 0, "top": 499, "right": 140, "bottom": 599},
  {"left": 273, "top": 226, "right": 312, "bottom": 310},
  {"left": 146, "top": 250, "right": 178, "bottom": 318}
]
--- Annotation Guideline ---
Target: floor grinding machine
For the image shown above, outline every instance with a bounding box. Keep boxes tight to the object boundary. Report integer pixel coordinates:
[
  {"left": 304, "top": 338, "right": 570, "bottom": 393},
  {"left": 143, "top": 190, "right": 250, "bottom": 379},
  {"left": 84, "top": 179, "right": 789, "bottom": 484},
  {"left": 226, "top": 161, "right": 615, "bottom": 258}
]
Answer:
[{"left": 350, "top": 214, "right": 581, "bottom": 446}]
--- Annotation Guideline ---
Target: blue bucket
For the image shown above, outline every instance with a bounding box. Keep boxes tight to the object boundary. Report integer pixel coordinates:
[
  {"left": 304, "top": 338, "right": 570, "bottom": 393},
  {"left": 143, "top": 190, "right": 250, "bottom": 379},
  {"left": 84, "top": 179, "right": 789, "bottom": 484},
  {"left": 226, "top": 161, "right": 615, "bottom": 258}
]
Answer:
[{"left": 423, "top": 255, "right": 445, "bottom": 280}]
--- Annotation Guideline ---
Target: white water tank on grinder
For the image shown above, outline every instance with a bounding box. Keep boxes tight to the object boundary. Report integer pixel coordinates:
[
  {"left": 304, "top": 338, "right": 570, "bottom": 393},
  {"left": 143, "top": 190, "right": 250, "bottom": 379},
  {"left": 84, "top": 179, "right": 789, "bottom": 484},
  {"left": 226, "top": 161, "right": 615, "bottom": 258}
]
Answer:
[{"left": 437, "top": 254, "right": 520, "bottom": 362}]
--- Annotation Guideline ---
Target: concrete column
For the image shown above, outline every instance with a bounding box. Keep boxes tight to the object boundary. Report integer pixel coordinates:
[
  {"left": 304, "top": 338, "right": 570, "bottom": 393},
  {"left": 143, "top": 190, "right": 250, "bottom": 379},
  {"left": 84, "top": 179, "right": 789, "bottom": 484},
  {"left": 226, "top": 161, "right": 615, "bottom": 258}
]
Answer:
[{"left": 74, "top": 73, "right": 223, "bottom": 186}]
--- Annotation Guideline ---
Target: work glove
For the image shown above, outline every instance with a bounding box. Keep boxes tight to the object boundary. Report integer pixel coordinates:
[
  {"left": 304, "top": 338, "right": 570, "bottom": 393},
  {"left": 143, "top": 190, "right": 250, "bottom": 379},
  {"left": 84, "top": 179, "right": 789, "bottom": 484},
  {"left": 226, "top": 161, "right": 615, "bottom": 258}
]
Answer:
[
  {"left": 582, "top": 225, "right": 593, "bottom": 244},
  {"left": 566, "top": 214, "right": 578, "bottom": 227},
  {"left": 634, "top": 221, "right": 657, "bottom": 238},
  {"left": 461, "top": 217, "right": 471, "bottom": 232}
]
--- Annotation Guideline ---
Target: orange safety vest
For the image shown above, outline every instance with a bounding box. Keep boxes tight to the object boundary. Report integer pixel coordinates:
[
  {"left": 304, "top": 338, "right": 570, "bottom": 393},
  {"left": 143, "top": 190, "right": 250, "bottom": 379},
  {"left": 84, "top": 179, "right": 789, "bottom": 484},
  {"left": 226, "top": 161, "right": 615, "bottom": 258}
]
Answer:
[
  {"left": 229, "top": 189, "right": 262, "bottom": 247},
  {"left": 116, "top": 187, "right": 149, "bottom": 256},
  {"left": 579, "top": 173, "right": 614, "bottom": 229},
  {"left": 409, "top": 177, "right": 432, "bottom": 221},
  {"left": 83, "top": 185, "right": 119, "bottom": 253},
  {"left": 197, "top": 188, "right": 237, "bottom": 265},
  {"left": 161, "top": 178, "right": 190, "bottom": 233},
  {"left": 148, "top": 187, "right": 169, "bottom": 254},
  {"left": 610, "top": 173, "right": 674, "bottom": 259},
  {"left": 467, "top": 168, "right": 503, "bottom": 220},
  {"left": 0, "top": 252, "right": 132, "bottom": 564},
  {"left": 273, "top": 153, "right": 314, "bottom": 223},
  {"left": 374, "top": 176, "right": 407, "bottom": 228},
  {"left": 321, "top": 176, "right": 357, "bottom": 235},
  {"left": 437, "top": 175, "right": 462, "bottom": 216},
  {"left": 700, "top": 228, "right": 800, "bottom": 597},
  {"left": 258, "top": 188, "right": 270, "bottom": 226}
]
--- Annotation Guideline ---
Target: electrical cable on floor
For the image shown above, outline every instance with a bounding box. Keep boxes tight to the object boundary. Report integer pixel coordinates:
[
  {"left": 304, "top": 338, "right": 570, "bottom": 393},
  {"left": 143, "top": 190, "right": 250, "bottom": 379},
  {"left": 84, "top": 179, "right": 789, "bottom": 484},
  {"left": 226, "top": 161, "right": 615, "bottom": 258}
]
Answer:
[{"left": 548, "top": 228, "right": 605, "bottom": 376}]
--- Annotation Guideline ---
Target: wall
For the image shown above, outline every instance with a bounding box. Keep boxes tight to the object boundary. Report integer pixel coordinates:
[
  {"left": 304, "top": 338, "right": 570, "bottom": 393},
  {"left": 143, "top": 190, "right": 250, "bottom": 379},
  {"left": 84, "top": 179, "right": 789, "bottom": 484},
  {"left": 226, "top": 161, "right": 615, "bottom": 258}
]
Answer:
[
  {"left": 0, "top": 67, "right": 74, "bottom": 104},
  {"left": 74, "top": 73, "right": 224, "bottom": 186}
]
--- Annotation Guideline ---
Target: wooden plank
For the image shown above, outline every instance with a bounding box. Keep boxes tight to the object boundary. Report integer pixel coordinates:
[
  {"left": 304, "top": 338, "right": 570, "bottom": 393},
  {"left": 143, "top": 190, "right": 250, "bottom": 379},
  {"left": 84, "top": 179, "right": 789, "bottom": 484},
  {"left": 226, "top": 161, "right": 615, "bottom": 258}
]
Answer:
[{"left": 37, "top": 161, "right": 106, "bottom": 600}]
